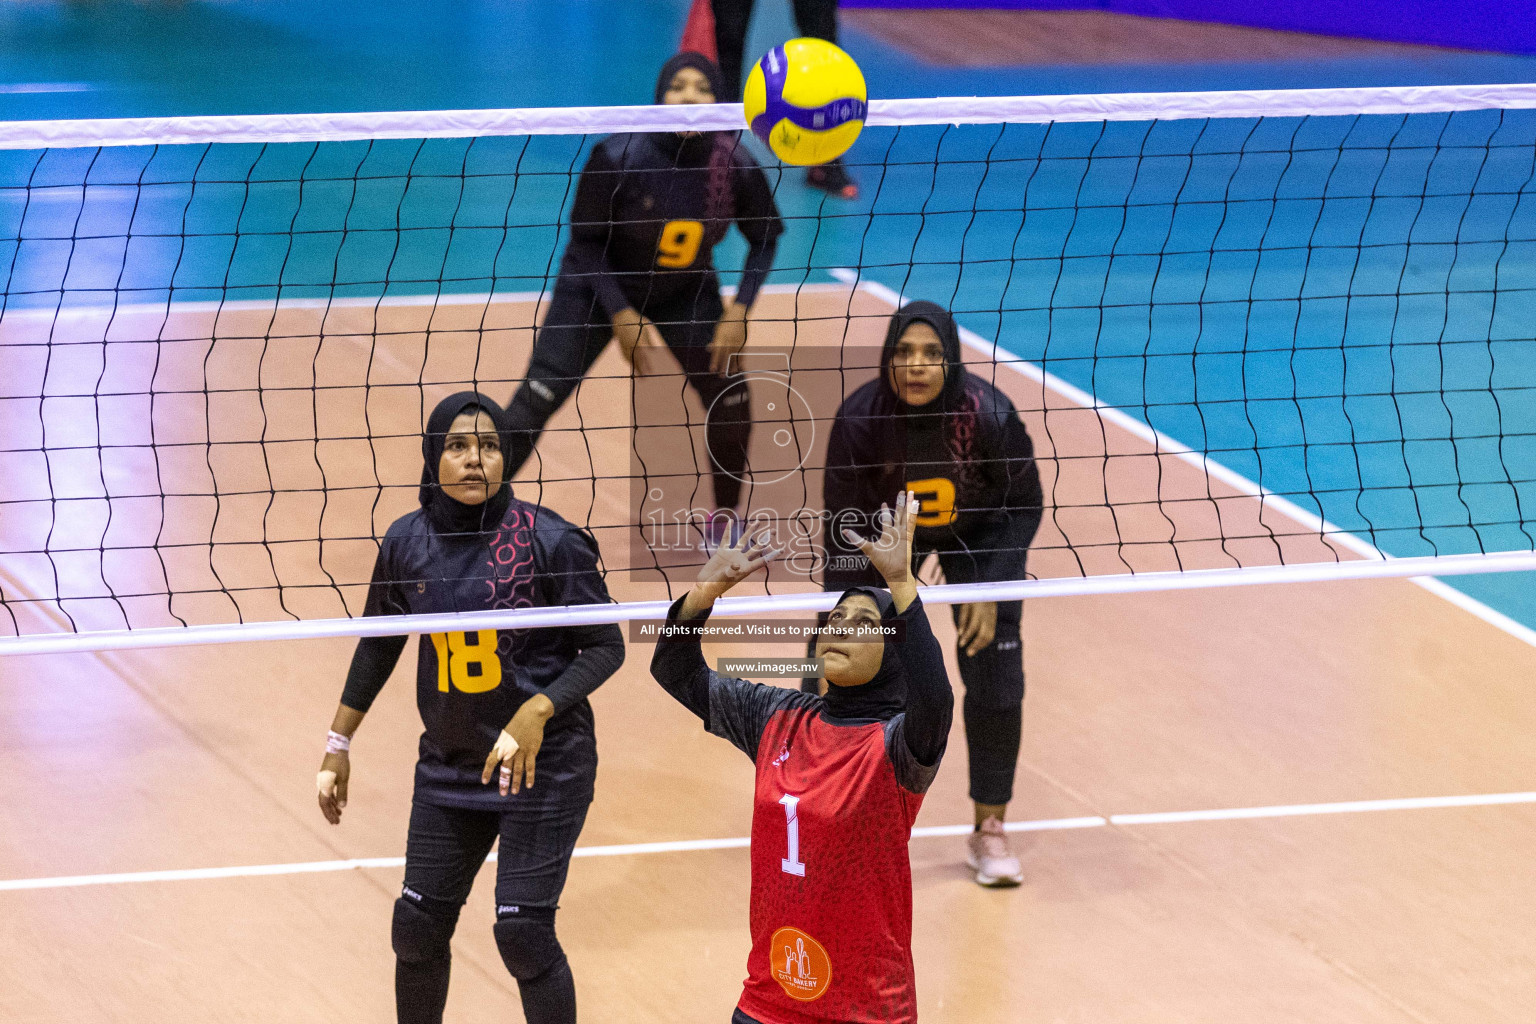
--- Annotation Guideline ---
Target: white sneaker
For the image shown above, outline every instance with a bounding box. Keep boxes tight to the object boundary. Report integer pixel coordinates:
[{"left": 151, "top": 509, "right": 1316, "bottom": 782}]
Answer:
[{"left": 966, "top": 817, "right": 1023, "bottom": 887}]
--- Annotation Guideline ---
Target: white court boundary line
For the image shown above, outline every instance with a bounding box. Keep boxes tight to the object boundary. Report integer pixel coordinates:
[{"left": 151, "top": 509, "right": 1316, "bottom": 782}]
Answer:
[
  {"left": 0, "top": 280, "right": 841, "bottom": 331},
  {"left": 2, "top": 791, "right": 1530, "bottom": 893},
  {"left": 832, "top": 269, "right": 1536, "bottom": 651},
  {"left": 4, "top": 83, "right": 1536, "bottom": 149}
]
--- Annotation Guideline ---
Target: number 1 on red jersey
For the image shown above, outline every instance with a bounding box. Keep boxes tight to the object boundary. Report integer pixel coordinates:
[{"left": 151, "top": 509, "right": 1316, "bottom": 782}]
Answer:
[{"left": 780, "top": 793, "right": 806, "bottom": 877}]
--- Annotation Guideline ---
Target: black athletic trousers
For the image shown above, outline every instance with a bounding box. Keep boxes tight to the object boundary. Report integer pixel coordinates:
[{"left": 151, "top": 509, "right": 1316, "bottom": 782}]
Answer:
[
  {"left": 396, "top": 798, "right": 589, "bottom": 1024},
  {"left": 506, "top": 271, "right": 752, "bottom": 512},
  {"left": 711, "top": 0, "right": 839, "bottom": 102}
]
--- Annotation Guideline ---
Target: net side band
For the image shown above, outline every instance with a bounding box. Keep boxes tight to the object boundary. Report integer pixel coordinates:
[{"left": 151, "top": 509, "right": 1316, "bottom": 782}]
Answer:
[
  {"left": 3, "top": 551, "right": 1533, "bottom": 657},
  {"left": 5, "top": 82, "right": 1536, "bottom": 150}
]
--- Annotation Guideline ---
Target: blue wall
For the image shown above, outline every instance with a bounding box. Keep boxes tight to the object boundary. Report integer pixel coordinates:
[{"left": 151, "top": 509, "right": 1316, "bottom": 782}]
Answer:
[{"left": 839, "top": 1, "right": 1536, "bottom": 57}]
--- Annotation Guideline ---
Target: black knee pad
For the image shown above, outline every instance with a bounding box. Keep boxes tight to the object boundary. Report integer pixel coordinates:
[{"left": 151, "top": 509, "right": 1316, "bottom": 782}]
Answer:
[
  {"left": 956, "top": 640, "right": 1025, "bottom": 708},
  {"left": 511, "top": 373, "right": 573, "bottom": 420},
  {"left": 493, "top": 905, "right": 565, "bottom": 982},
  {"left": 392, "top": 889, "right": 461, "bottom": 965}
]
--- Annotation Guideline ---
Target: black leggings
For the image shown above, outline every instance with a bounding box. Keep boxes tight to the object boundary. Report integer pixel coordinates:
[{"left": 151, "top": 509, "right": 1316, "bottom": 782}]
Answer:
[
  {"left": 506, "top": 273, "right": 752, "bottom": 511},
  {"left": 393, "top": 799, "right": 589, "bottom": 1024},
  {"left": 820, "top": 547, "right": 1027, "bottom": 806},
  {"left": 711, "top": 0, "right": 840, "bottom": 102}
]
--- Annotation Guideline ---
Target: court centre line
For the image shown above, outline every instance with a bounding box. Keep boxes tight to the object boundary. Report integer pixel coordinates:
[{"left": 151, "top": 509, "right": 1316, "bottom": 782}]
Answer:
[
  {"left": 2, "top": 793, "right": 1531, "bottom": 894},
  {"left": 827, "top": 268, "right": 1536, "bottom": 652}
]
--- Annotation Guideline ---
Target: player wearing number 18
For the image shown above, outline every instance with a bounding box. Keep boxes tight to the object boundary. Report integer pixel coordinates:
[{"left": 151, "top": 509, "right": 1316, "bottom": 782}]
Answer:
[
  {"left": 314, "top": 392, "right": 624, "bottom": 1024},
  {"left": 650, "top": 492, "right": 953, "bottom": 1024}
]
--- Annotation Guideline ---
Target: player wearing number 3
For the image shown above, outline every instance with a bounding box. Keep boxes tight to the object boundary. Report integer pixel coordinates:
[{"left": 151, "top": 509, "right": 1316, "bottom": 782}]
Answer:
[
  {"left": 314, "top": 392, "right": 624, "bottom": 1024},
  {"left": 822, "top": 301, "right": 1043, "bottom": 887},
  {"left": 651, "top": 492, "right": 953, "bottom": 1024},
  {"left": 506, "top": 52, "right": 784, "bottom": 547}
]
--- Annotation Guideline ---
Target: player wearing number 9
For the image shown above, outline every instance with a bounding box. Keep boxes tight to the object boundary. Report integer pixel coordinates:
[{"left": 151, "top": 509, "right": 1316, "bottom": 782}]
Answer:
[
  {"left": 505, "top": 52, "right": 784, "bottom": 541},
  {"left": 650, "top": 492, "right": 953, "bottom": 1024},
  {"left": 314, "top": 391, "right": 624, "bottom": 1024},
  {"left": 820, "top": 301, "right": 1043, "bottom": 888}
]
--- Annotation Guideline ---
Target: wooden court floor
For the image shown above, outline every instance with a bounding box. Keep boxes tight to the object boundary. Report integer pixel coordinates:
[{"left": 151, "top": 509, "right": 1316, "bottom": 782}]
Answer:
[{"left": 2, "top": 287, "right": 1534, "bottom": 1021}]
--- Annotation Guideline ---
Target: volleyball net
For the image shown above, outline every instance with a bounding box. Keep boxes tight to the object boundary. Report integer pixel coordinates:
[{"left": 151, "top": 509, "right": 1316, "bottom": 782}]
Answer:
[{"left": 3, "top": 85, "right": 1536, "bottom": 654}]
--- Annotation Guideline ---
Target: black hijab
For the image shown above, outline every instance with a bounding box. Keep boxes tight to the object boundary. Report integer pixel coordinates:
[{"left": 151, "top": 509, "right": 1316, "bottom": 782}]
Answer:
[
  {"left": 419, "top": 391, "right": 513, "bottom": 536},
  {"left": 878, "top": 300, "right": 967, "bottom": 413},
  {"left": 654, "top": 50, "right": 726, "bottom": 106},
  {"left": 821, "top": 586, "right": 908, "bottom": 721},
  {"left": 653, "top": 51, "right": 728, "bottom": 165}
]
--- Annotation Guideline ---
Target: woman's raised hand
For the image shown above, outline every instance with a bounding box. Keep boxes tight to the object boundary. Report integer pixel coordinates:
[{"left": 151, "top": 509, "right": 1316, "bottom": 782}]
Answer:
[
  {"left": 681, "top": 528, "right": 778, "bottom": 618},
  {"left": 840, "top": 490, "right": 920, "bottom": 611}
]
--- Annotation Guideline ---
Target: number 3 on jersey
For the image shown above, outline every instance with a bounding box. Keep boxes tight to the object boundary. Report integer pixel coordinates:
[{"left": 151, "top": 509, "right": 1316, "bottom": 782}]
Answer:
[
  {"left": 429, "top": 630, "right": 503, "bottom": 693},
  {"left": 656, "top": 219, "right": 704, "bottom": 268},
  {"left": 906, "top": 476, "right": 957, "bottom": 527},
  {"left": 780, "top": 793, "right": 807, "bottom": 877}
]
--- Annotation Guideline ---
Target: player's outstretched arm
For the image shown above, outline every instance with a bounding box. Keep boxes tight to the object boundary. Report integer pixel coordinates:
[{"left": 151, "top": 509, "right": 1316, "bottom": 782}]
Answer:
[
  {"left": 843, "top": 491, "right": 953, "bottom": 767},
  {"left": 652, "top": 531, "right": 779, "bottom": 721}
]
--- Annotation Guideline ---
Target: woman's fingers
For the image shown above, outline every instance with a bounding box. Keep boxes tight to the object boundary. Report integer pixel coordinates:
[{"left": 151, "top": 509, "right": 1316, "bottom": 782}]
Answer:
[
  {"left": 973, "top": 620, "right": 995, "bottom": 656},
  {"left": 482, "top": 736, "right": 517, "bottom": 785},
  {"left": 960, "top": 604, "right": 996, "bottom": 656},
  {"left": 317, "top": 770, "right": 340, "bottom": 824},
  {"left": 956, "top": 602, "right": 975, "bottom": 646},
  {"left": 841, "top": 527, "right": 873, "bottom": 556},
  {"left": 504, "top": 746, "right": 536, "bottom": 795}
]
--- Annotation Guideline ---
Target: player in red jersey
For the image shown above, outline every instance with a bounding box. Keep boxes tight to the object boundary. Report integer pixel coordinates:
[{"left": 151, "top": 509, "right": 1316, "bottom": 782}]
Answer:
[{"left": 650, "top": 491, "right": 953, "bottom": 1024}]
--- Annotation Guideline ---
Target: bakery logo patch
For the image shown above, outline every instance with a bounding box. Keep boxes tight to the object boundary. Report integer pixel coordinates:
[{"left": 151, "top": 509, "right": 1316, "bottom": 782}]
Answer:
[{"left": 770, "top": 925, "right": 831, "bottom": 1001}]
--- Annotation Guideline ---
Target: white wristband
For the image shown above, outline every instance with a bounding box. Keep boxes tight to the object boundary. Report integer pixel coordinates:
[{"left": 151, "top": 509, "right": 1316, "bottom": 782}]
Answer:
[{"left": 326, "top": 730, "right": 351, "bottom": 754}]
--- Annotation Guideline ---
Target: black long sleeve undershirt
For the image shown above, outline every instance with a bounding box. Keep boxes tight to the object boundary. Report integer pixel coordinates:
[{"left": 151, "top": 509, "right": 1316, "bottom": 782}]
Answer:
[
  {"left": 340, "top": 634, "right": 408, "bottom": 713},
  {"left": 649, "top": 595, "right": 714, "bottom": 724},
  {"left": 732, "top": 231, "right": 778, "bottom": 310},
  {"left": 888, "top": 596, "right": 952, "bottom": 767},
  {"left": 540, "top": 622, "right": 626, "bottom": 715}
]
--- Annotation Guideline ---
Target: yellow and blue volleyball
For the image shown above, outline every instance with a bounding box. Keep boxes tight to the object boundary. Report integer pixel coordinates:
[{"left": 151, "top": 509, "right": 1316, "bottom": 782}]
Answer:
[{"left": 743, "top": 38, "right": 867, "bottom": 166}]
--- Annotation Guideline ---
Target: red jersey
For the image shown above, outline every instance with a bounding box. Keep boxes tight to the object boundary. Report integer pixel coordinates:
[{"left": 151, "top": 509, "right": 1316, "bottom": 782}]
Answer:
[
  {"left": 734, "top": 702, "right": 930, "bottom": 1024},
  {"left": 650, "top": 594, "right": 951, "bottom": 1024}
]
